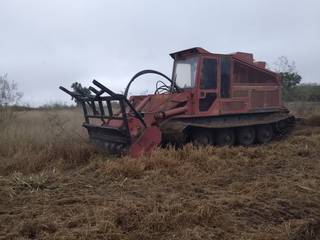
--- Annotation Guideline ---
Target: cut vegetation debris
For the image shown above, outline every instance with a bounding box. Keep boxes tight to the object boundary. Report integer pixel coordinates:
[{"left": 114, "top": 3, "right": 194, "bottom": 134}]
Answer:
[{"left": 0, "top": 104, "right": 320, "bottom": 239}]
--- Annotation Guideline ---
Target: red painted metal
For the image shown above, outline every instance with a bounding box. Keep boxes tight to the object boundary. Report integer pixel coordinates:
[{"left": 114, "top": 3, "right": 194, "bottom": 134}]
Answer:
[
  {"left": 154, "top": 106, "right": 188, "bottom": 119},
  {"left": 129, "top": 126, "right": 162, "bottom": 158}
]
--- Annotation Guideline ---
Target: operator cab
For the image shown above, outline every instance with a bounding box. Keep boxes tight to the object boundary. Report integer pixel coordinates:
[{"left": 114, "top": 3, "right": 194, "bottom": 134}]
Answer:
[
  {"left": 171, "top": 47, "right": 227, "bottom": 113},
  {"left": 170, "top": 47, "right": 281, "bottom": 116}
]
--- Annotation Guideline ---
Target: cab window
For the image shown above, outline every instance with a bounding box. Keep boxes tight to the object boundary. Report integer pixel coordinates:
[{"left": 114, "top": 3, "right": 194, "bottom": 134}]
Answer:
[{"left": 200, "top": 58, "right": 217, "bottom": 89}]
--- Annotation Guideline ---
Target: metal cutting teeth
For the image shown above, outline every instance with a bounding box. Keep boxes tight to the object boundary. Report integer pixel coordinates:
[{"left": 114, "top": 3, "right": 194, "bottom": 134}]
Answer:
[
  {"left": 101, "top": 141, "right": 126, "bottom": 155},
  {"left": 116, "top": 144, "right": 123, "bottom": 152}
]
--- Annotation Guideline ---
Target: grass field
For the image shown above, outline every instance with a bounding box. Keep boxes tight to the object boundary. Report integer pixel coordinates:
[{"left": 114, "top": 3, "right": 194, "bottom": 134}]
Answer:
[{"left": 0, "top": 102, "right": 320, "bottom": 239}]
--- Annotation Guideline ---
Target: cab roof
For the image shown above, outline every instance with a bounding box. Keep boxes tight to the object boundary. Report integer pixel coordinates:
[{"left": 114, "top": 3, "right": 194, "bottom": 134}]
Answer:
[
  {"left": 170, "top": 47, "right": 270, "bottom": 71},
  {"left": 170, "top": 47, "right": 210, "bottom": 59}
]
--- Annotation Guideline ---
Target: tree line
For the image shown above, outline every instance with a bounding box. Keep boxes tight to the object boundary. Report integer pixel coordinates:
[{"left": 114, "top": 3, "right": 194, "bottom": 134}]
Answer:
[{"left": 274, "top": 56, "right": 320, "bottom": 101}]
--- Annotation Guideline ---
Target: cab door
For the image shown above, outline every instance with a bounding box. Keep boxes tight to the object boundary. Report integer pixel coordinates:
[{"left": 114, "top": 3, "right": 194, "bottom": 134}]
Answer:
[{"left": 197, "top": 57, "right": 219, "bottom": 113}]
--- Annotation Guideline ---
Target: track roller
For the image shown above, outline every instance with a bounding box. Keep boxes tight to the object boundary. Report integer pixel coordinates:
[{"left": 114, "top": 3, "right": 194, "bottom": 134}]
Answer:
[
  {"left": 256, "top": 125, "right": 273, "bottom": 144},
  {"left": 191, "top": 128, "right": 213, "bottom": 146},
  {"left": 237, "top": 127, "right": 256, "bottom": 146},
  {"left": 216, "top": 129, "right": 235, "bottom": 146}
]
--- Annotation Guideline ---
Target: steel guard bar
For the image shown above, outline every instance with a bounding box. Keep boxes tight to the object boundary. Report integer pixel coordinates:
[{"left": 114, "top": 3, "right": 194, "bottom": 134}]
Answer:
[{"left": 59, "top": 80, "right": 147, "bottom": 141}]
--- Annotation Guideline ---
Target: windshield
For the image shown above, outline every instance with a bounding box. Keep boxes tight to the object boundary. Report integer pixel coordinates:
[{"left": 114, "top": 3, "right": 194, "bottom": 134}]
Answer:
[{"left": 173, "top": 57, "right": 198, "bottom": 88}]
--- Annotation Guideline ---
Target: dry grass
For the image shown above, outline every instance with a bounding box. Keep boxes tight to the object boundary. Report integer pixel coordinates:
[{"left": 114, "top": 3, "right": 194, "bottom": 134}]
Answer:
[
  {"left": 286, "top": 101, "right": 320, "bottom": 118},
  {"left": 0, "top": 103, "right": 320, "bottom": 239},
  {"left": 0, "top": 109, "right": 96, "bottom": 174}
]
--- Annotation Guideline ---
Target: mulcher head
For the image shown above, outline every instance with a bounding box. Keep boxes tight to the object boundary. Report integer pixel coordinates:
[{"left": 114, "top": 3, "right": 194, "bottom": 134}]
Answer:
[{"left": 59, "top": 80, "right": 162, "bottom": 157}]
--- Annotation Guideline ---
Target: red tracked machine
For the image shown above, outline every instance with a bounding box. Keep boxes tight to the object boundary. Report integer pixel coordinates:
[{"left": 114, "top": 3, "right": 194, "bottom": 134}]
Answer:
[{"left": 60, "top": 48, "right": 294, "bottom": 157}]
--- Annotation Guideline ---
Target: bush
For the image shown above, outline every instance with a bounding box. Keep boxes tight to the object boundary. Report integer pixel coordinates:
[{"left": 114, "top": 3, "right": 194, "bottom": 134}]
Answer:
[{"left": 286, "top": 83, "right": 320, "bottom": 102}]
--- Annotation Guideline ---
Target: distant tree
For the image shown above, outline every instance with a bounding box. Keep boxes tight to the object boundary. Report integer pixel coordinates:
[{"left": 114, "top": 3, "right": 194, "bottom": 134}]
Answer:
[
  {"left": 71, "top": 82, "right": 90, "bottom": 105},
  {"left": 0, "top": 73, "right": 23, "bottom": 106},
  {"left": 273, "top": 56, "right": 302, "bottom": 101}
]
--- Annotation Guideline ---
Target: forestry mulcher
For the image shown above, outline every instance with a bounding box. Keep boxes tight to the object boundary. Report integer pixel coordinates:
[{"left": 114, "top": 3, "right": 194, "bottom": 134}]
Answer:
[{"left": 60, "top": 48, "right": 295, "bottom": 157}]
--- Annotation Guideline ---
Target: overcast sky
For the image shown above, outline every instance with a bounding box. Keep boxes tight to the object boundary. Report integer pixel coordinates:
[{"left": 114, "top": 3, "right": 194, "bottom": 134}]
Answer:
[{"left": 0, "top": 0, "right": 319, "bottom": 106}]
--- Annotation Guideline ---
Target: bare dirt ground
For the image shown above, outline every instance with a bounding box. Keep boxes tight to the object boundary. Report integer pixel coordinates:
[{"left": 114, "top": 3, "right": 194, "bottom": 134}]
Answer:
[{"left": 0, "top": 103, "right": 320, "bottom": 240}]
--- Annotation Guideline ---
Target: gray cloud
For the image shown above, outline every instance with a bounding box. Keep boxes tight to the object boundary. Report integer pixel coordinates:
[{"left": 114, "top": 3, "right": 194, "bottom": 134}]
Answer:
[{"left": 0, "top": 0, "right": 319, "bottom": 105}]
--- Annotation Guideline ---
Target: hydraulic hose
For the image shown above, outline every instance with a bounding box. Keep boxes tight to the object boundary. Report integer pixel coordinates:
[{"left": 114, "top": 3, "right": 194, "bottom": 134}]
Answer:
[{"left": 124, "top": 69, "right": 180, "bottom": 97}]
